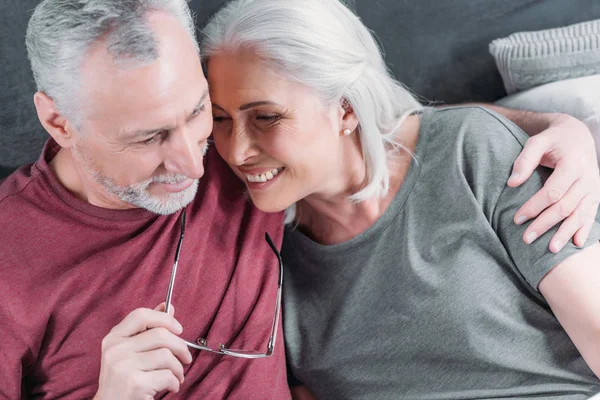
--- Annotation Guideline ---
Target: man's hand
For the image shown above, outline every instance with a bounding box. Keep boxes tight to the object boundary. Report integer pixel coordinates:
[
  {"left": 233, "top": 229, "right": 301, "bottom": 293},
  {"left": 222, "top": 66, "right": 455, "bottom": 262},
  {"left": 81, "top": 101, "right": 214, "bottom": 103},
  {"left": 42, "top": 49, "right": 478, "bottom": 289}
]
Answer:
[
  {"left": 94, "top": 304, "right": 192, "bottom": 400},
  {"left": 507, "top": 113, "right": 600, "bottom": 252}
]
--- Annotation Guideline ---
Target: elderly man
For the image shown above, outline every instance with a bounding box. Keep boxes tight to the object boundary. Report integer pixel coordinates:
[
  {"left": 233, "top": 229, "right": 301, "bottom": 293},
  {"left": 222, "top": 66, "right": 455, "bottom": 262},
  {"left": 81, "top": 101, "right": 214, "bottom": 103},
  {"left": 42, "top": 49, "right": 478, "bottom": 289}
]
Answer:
[
  {"left": 0, "top": 0, "right": 289, "bottom": 398},
  {"left": 0, "top": 0, "right": 598, "bottom": 399}
]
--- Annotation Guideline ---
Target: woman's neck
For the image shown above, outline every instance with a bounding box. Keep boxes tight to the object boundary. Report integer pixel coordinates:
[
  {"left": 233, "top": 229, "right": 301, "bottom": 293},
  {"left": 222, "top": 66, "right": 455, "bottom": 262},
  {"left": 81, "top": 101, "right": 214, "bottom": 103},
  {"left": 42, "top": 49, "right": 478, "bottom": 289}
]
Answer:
[{"left": 295, "top": 115, "right": 420, "bottom": 245}]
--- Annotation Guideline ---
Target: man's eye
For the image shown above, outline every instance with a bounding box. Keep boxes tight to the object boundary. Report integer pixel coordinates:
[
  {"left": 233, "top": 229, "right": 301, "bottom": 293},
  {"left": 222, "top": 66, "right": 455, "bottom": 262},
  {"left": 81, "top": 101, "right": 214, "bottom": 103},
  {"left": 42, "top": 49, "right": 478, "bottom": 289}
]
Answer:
[
  {"left": 143, "top": 136, "right": 157, "bottom": 145},
  {"left": 141, "top": 131, "right": 166, "bottom": 145},
  {"left": 213, "top": 116, "right": 228, "bottom": 123}
]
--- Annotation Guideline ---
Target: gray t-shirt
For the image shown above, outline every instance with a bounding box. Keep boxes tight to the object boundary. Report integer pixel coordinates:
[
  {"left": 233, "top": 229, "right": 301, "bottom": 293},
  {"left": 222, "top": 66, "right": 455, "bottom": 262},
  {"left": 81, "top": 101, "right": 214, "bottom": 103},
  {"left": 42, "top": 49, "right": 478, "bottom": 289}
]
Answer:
[{"left": 282, "top": 107, "right": 600, "bottom": 399}]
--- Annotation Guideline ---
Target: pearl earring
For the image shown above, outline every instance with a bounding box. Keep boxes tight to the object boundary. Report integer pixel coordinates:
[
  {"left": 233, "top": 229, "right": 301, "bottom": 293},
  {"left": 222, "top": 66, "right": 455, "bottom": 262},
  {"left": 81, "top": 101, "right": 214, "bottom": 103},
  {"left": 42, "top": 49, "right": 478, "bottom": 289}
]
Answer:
[{"left": 343, "top": 129, "right": 352, "bottom": 136}]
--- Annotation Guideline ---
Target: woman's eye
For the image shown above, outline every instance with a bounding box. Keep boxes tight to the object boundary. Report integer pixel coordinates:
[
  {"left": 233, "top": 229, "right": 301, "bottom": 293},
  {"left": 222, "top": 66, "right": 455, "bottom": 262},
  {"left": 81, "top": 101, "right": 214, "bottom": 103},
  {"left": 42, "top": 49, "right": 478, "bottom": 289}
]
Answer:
[{"left": 256, "top": 115, "right": 280, "bottom": 122}]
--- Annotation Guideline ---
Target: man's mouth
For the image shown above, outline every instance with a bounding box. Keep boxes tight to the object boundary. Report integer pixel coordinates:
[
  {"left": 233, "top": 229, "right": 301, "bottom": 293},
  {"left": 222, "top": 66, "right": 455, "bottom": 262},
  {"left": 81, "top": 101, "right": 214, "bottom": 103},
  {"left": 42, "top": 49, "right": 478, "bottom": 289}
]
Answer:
[{"left": 151, "top": 177, "right": 194, "bottom": 193}]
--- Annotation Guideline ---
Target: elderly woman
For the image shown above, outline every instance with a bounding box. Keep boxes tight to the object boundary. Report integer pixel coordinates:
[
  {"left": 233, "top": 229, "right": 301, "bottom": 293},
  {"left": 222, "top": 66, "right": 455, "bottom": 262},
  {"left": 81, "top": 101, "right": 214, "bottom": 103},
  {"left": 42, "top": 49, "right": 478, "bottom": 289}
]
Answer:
[{"left": 201, "top": 0, "right": 600, "bottom": 398}]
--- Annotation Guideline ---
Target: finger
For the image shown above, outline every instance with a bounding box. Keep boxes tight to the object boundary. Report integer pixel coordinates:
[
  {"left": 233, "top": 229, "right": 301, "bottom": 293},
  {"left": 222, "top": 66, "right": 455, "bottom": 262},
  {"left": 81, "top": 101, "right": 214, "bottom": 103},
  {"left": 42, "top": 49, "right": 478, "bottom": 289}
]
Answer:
[
  {"left": 137, "top": 348, "right": 186, "bottom": 384},
  {"left": 548, "top": 196, "right": 596, "bottom": 253},
  {"left": 155, "top": 302, "right": 175, "bottom": 316},
  {"left": 521, "top": 180, "right": 585, "bottom": 243},
  {"left": 547, "top": 214, "right": 583, "bottom": 254},
  {"left": 147, "top": 369, "right": 181, "bottom": 395},
  {"left": 508, "top": 136, "right": 547, "bottom": 187},
  {"left": 111, "top": 308, "right": 183, "bottom": 338},
  {"left": 513, "top": 161, "right": 578, "bottom": 224},
  {"left": 128, "top": 327, "right": 193, "bottom": 364},
  {"left": 574, "top": 217, "right": 595, "bottom": 249},
  {"left": 573, "top": 198, "right": 599, "bottom": 247}
]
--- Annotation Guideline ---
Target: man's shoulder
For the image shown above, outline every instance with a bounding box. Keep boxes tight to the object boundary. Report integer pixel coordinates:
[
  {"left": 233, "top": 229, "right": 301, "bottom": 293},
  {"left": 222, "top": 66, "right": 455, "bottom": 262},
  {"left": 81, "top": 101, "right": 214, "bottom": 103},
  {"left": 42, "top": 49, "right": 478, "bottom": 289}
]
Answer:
[
  {"left": 193, "top": 147, "right": 285, "bottom": 239},
  {"left": 0, "top": 162, "right": 44, "bottom": 213},
  {"left": 202, "top": 146, "right": 245, "bottom": 190}
]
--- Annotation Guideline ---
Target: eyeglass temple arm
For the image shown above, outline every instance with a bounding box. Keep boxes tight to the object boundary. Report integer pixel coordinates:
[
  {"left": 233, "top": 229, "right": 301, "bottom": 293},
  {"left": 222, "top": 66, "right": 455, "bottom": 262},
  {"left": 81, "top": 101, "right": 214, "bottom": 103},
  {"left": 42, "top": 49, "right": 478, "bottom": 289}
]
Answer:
[
  {"left": 165, "top": 210, "right": 187, "bottom": 315},
  {"left": 264, "top": 232, "right": 283, "bottom": 354}
]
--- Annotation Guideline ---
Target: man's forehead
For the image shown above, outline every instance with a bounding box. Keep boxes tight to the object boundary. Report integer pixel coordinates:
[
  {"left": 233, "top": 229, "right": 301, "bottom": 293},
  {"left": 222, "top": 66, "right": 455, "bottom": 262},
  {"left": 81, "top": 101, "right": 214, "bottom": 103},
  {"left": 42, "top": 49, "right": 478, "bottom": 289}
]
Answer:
[{"left": 79, "top": 31, "right": 207, "bottom": 140}]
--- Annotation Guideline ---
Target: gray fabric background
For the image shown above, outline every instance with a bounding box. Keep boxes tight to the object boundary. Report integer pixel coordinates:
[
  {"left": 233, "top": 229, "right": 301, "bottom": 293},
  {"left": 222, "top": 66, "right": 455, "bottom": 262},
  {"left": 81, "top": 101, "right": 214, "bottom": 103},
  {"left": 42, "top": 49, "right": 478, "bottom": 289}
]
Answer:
[{"left": 2, "top": 0, "right": 600, "bottom": 178}]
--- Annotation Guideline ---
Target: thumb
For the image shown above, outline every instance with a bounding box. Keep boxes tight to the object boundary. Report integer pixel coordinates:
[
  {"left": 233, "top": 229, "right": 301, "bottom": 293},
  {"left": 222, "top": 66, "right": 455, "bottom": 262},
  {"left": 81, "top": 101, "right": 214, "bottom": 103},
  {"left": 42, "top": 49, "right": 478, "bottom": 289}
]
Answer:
[{"left": 155, "top": 302, "right": 175, "bottom": 316}]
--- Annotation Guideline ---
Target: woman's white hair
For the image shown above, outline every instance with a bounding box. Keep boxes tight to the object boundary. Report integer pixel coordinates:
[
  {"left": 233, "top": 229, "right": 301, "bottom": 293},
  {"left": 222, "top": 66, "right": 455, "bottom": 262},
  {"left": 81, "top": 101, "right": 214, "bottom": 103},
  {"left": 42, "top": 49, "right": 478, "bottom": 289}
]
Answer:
[
  {"left": 201, "top": 0, "right": 422, "bottom": 222},
  {"left": 26, "top": 0, "right": 198, "bottom": 127}
]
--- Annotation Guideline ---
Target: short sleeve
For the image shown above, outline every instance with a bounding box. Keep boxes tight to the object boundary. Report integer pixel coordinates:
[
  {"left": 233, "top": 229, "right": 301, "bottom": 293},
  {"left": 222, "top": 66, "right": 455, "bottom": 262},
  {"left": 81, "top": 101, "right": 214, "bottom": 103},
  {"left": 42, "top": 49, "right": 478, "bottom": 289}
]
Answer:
[
  {"left": 456, "top": 107, "right": 600, "bottom": 290},
  {"left": 493, "top": 166, "right": 600, "bottom": 289}
]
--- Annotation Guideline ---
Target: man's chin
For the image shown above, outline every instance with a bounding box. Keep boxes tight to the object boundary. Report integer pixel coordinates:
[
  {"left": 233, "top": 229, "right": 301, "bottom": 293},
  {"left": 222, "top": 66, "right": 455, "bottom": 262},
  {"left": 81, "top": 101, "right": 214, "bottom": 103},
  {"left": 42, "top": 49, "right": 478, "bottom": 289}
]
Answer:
[{"left": 133, "top": 178, "right": 199, "bottom": 215}]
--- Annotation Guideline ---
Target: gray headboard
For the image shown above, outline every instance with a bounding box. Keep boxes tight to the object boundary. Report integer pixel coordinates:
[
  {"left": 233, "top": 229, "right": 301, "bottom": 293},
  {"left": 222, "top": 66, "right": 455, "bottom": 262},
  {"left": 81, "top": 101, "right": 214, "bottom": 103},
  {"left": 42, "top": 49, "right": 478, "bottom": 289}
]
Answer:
[{"left": 2, "top": 0, "right": 600, "bottom": 179}]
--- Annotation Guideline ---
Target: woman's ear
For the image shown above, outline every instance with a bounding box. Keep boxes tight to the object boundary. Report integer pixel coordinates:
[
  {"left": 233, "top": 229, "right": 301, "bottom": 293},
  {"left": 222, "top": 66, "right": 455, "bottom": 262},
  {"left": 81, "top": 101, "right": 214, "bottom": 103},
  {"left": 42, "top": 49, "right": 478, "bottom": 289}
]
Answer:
[
  {"left": 33, "top": 92, "right": 78, "bottom": 148},
  {"left": 339, "top": 98, "right": 359, "bottom": 136}
]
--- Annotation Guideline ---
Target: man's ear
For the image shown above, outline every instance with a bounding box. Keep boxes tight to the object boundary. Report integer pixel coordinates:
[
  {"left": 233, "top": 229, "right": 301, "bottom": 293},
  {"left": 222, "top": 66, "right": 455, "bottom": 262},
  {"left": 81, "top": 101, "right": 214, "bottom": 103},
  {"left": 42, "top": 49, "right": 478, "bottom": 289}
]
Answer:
[{"left": 33, "top": 92, "right": 78, "bottom": 148}]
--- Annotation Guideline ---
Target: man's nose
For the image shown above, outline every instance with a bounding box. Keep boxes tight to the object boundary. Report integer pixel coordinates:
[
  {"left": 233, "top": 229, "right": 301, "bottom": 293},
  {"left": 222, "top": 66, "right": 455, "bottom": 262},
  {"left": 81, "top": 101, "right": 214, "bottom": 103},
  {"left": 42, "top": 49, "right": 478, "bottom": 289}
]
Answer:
[{"left": 163, "top": 127, "right": 206, "bottom": 179}]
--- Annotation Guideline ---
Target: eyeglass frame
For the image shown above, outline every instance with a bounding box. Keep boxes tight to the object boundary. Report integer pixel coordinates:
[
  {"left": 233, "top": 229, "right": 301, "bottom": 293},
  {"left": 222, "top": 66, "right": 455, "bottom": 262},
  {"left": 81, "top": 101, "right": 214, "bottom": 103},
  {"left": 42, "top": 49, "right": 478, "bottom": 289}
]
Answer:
[{"left": 164, "top": 209, "right": 283, "bottom": 359}]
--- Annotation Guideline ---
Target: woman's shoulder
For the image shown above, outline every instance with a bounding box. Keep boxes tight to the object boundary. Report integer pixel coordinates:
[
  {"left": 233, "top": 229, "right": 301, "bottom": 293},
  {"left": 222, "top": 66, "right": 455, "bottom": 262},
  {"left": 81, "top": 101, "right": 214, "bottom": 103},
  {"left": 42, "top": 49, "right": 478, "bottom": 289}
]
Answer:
[
  {"left": 415, "top": 106, "right": 533, "bottom": 220},
  {"left": 420, "top": 105, "right": 528, "bottom": 168},
  {"left": 425, "top": 105, "right": 526, "bottom": 143}
]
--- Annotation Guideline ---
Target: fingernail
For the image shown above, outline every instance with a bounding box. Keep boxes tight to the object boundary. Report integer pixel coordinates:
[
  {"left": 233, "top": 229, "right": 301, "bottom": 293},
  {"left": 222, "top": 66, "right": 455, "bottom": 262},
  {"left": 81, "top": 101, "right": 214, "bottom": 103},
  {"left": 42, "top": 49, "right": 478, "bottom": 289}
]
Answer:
[
  {"left": 174, "top": 320, "right": 183, "bottom": 334},
  {"left": 509, "top": 172, "right": 519, "bottom": 182},
  {"left": 525, "top": 232, "right": 537, "bottom": 244},
  {"left": 515, "top": 215, "right": 527, "bottom": 225},
  {"left": 551, "top": 240, "right": 563, "bottom": 252}
]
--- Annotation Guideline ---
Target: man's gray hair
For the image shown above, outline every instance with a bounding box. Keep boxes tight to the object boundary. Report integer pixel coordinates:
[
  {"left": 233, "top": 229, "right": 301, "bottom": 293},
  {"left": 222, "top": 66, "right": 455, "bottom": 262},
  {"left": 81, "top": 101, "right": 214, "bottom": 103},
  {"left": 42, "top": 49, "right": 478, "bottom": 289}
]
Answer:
[
  {"left": 201, "top": 0, "right": 423, "bottom": 222},
  {"left": 26, "top": 0, "right": 199, "bottom": 125}
]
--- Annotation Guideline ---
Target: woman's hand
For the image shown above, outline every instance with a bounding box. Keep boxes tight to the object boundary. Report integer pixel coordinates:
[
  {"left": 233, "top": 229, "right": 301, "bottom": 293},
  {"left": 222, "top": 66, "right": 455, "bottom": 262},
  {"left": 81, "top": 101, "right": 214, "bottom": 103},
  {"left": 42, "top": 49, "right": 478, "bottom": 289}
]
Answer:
[{"left": 508, "top": 113, "right": 600, "bottom": 253}]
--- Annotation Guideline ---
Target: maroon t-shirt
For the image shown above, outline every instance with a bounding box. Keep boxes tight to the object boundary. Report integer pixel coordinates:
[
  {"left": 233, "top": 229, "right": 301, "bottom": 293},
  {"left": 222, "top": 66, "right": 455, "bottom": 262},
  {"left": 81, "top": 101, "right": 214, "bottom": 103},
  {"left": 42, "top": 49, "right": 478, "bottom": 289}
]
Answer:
[{"left": 0, "top": 140, "right": 290, "bottom": 399}]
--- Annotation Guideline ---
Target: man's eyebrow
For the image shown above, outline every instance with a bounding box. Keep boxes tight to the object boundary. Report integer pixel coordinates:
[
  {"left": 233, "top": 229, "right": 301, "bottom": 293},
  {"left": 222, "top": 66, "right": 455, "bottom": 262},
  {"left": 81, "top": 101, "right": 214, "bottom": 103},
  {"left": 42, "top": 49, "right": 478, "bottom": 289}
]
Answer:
[
  {"left": 186, "top": 90, "right": 210, "bottom": 122},
  {"left": 125, "top": 90, "right": 209, "bottom": 140}
]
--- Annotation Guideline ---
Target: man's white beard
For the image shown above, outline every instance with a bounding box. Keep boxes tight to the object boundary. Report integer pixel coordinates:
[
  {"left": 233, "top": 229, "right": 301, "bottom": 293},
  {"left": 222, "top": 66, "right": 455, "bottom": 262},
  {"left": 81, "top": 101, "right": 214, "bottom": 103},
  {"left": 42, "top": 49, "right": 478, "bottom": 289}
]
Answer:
[
  {"left": 97, "top": 172, "right": 199, "bottom": 215},
  {"left": 75, "top": 150, "right": 199, "bottom": 215}
]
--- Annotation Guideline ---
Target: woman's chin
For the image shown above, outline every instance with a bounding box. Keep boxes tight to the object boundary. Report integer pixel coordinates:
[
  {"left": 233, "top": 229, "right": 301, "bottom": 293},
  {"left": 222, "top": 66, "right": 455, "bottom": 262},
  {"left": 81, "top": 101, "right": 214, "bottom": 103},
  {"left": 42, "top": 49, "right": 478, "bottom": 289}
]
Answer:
[{"left": 248, "top": 193, "right": 292, "bottom": 214}]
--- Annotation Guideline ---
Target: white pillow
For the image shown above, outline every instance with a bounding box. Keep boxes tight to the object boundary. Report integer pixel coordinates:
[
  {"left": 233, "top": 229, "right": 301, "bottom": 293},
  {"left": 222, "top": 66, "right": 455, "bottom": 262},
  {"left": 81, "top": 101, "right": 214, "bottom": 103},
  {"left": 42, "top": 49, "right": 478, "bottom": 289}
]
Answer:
[{"left": 495, "top": 74, "right": 600, "bottom": 165}]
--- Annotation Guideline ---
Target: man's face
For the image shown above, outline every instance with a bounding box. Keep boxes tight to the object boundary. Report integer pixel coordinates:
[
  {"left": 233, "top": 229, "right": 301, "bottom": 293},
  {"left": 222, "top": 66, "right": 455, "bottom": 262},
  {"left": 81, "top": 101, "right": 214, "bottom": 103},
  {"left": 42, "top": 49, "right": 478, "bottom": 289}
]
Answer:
[{"left": 71, "top": 12, "right": 212, "bottom": 215}]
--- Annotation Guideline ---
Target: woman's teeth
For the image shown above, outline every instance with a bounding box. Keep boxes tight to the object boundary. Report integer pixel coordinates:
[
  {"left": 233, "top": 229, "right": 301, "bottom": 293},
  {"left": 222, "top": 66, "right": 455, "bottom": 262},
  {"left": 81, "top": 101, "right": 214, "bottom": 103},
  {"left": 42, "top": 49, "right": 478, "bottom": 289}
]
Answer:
[{"left": 246, "top": 168, "right": 284, "bottom": 183}]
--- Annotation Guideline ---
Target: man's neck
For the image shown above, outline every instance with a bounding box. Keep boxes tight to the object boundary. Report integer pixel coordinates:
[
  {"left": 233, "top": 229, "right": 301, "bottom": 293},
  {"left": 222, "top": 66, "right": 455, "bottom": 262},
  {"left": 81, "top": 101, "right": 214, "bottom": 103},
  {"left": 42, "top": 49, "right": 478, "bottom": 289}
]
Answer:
[{"left": 49, "top": 148, "right": 135, "bottom": 210}]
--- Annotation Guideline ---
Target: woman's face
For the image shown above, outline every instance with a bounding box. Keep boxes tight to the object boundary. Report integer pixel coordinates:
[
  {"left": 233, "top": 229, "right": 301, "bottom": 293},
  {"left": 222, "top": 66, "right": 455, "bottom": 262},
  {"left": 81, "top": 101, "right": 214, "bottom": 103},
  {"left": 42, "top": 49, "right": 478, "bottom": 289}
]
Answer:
[{"left": 208, "top": 52, "right": 352, "bottom": 213}]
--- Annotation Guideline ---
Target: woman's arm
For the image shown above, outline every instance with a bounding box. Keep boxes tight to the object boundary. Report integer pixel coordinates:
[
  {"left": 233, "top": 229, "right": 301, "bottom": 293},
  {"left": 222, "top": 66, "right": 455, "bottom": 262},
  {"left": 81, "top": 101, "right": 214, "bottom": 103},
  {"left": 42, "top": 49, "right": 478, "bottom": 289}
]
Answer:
[{"left": 539, "top": 242, "right": 600, "bottom": 377}]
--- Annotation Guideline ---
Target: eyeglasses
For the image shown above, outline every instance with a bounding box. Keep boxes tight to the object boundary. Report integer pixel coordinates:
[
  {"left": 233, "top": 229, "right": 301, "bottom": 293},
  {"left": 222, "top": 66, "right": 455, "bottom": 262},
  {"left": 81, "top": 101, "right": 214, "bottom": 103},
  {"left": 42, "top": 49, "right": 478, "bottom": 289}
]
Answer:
[{"left": 164, "top": 209, "right": 283, "bottom": 359}]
